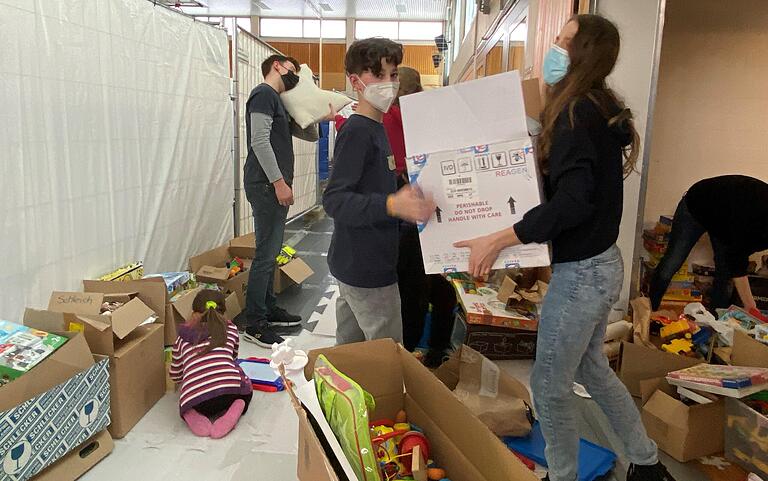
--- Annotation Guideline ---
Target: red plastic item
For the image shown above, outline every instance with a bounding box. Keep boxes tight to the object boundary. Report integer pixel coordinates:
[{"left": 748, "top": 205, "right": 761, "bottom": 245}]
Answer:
[
  {"left": 512, "top": 451, "right": 536, "bottom": 470},
  {"left": 749, "top": 307, "right": 768, "bottom": 323},
  {"left": 398, "top": 431, "right": 430, "bottom": 475}
]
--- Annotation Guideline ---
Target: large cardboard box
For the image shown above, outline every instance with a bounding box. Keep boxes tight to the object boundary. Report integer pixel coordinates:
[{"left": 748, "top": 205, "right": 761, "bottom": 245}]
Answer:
[
  {"left": 0, "top": 333, "right": 111, "bottom": 481},
  {"left": 401, "top": 71, "right": 551, "bottom": 274},
  {"left": 640, "top": 378, "right": 724, "bottom": 462},
  {"left": 167, "top": 288, "right": 242, "bottom": 328},
  {"left": 25, "top": 307, "right": 166, "bottom": 439},
  {"left": 293, "top": 339, "right": 537, "bottom": 481},
  {"left": 43, "top": 291, "right": 157, "bottom": 356},
  {"left": 82, "top": 278, "right": 173, "bottom": 346},
  {"left": 451, "top": 310, "right": 537, "bottom": 360},
  {"left": 32, "top": 430, "right": 113, "bottom": 481}
]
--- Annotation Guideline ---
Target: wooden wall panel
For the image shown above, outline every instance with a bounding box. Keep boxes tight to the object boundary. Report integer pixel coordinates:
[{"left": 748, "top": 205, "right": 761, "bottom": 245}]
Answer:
[
  {"left": 508, "top": 45, "right": 525, "bottom": 73},
  {"left": 485, "top": 45, "right": 504, "bottom": 76},
  {"left": 402, "top": 45, "right": 440, "bottom": 76}
]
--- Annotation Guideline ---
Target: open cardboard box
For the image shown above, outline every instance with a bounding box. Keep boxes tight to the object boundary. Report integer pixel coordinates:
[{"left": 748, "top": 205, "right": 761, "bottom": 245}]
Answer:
[
  {"left": 618, "top": 341, "right": 702, "bottom": 398},
  {"left": 41, "top": 291, "right": 157, "bottom": 356},
  {"left": 228, "top": 233, "right": 315, "bottom": 294},
  {"left": 82, "top": 278, "right": 174, "bottom": 345},
  {"left": 290, "top": 339, "right": 537, "bottom": 481},
  {"left": 639, "top": 377, "right": 724, "bottom": 462},
  {"left": 0, "top": 332, "right": 112, "bottom": 480},
  {"left": 168, "top": 287, "right": 242, "bottom": 327},
  {"left": 26, "top": 297, "right": 166, "bottom": 439}
]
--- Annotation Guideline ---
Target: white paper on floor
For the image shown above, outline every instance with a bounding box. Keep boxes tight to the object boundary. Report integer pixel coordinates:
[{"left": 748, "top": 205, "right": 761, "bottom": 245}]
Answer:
[{"left": 311, "top": 286, "right": 339, "bottom": 338}]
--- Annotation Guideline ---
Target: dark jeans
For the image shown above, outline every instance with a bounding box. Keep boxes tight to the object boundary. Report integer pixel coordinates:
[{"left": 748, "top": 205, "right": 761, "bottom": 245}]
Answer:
[
  {"left": 649, "top": 196, "right": 733, "bottom": 311},
  {"left": 397, "top": 222, "right": 457, "bottom": 352},
  {"left": 245, "top": 183, "right": 289, "bottom": 326}
]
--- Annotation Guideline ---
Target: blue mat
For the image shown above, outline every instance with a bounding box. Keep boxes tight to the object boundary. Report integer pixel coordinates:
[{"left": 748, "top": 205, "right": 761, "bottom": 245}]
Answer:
[{"left": 503, "top": 422, "right": 617, "bottom": 481}]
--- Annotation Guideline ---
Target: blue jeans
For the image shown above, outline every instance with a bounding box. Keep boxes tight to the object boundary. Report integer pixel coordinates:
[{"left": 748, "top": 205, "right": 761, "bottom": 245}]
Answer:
[
  {"left": 649, "top": 196, "right": 734, "bottom": 311},
  {"left": 245, "top": 183, "right": 289, "bottom": 326},
  {"left": 531, "top": 245, "right": 657, "bottom": 481}
]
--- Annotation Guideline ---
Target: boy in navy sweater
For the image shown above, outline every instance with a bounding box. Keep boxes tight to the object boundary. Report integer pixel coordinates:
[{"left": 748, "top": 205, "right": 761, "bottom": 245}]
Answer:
[{"left": 323, "top": 38, "right": 435, "bottom": 345}]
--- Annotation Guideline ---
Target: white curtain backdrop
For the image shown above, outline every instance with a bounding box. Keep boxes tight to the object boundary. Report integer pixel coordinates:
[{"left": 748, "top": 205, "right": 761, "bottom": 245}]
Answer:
[{"left": 0, "top": 0, "right": 233, "bottom": 321}]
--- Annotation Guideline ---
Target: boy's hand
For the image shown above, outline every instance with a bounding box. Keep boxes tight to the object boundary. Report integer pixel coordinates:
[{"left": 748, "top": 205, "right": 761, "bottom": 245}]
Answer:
[
  {"left": 274, "top": 179, "right": 294, "bottom": 206},
  {"left": 388, "top": 186, "right": 436, "bottom": 223}
]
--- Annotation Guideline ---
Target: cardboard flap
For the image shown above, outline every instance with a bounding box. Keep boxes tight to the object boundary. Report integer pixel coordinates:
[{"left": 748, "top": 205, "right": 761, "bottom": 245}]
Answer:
[
  {"left": 171, "top": 288, "right": 202, "bottom": 322},
  {"left": 48, "top": 291, "right": 103, "bottom": 316},
  {"left": 103, "top": 292, "right": 137, "bottom": 304},
  {"left": 196, "top": 265, "right": 231, "bottom": 282},
  {"left": 619, "top": 341, "right": 703, "bottom": 397},
  {"left": 280, "top": 258, "right": 314, "bottom": 284},
  {"left": 733, "top": 330, "right": 768, "bottom": 368},
  {"left": 644, "top": 390, "right": 690, "bottom": 429},
  {"left": 23, "top": 308, "right": 67, "bottom": 332},
  {"left": 110, "top": 297, "right": 156, "bottom": 339},
  {"left": 83, "top": 279, "right": 168, "bottom": 325},
  {"left": 224, "top": 291, "right": 242, "bottom": 320},
  {"left": 75, "top": 315, "right": 111, "bottom": 332},
  {"left": 189, "top": 244, "right": 231, "bottom": 272},
  {"left": 306, "top": 339, "right": 404, "bottom": 420},
  {"left": 229, "top": 233, "right": 256, "bottom": 259},
  {"left": 640, "top": 377, "right": 676, "bottom": 405},
  {"left": 0, "top": 333, "right": 93, "bottom": 412}
]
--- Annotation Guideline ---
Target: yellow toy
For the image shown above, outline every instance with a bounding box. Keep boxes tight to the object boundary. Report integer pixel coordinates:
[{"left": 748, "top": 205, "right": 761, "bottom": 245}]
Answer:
[
  {"left": 661, "top": 336, "right": 693, "bottom": 355},
  {"left": 660, "top": 318, "right": 693, "bottom": 338}
]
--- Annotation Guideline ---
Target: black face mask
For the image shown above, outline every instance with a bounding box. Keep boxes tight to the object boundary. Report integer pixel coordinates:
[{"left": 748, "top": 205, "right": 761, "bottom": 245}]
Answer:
[{"left": 281, "top": 70, "right": 299, "bottom": 91}]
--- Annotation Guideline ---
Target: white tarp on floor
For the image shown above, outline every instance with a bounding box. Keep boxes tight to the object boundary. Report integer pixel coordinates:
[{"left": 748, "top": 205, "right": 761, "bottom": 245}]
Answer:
[{"left": 0, "top": 0, "right": 233, "bottom": 321}]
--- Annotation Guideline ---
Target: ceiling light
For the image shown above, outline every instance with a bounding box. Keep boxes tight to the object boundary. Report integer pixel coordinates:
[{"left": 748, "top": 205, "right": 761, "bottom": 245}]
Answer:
[{"left": 319, "top": 2, "right": 333, "bottom": 11}]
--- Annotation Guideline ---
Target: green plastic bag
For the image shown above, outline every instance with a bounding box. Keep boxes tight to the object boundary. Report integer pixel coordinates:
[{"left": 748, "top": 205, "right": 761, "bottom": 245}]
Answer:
[{"left": 314, "top": 354, "right": 381, "bottom": 481}]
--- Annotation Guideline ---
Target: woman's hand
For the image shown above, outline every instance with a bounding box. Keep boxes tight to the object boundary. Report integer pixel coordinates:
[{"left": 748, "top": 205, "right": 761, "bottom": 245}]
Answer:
[{"left": 454, "top": 227, "right": 522, "bottom": 278}]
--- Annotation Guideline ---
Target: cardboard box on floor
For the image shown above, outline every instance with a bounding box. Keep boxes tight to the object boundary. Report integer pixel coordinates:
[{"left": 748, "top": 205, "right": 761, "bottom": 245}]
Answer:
[
  {"left": 32, "top": 430, "right": 113, "bottom": 481},
  {"left": 26, "top": 295, "right": 166, "bottom": 439},
  {"left": 0, "top": 333, "right": 112, "bottom": 480},
  {"left": 229, "top": 233, "right": 314, "bottom": 295},
  {"left": 82, "top": 278, "right": 174, "bottom": 346},
  {"left": 292, "top": 339, "right": 537, "bottom": 481},
  {"left": 451, "top": 310, "right": 538, "bottom": 360},
  {"left": 639, "top": 377, "right": 724, "bottom": 462},
  {"left": 618, "top": 340, "right": 702, "bottom": 398},
  {"left": 167, "top": 287, "right": 242, "bottom": 327},
  {"left": 400, "top": 71, "right": 550, "bottom": 274},
  {"left": 41, "top": 291, "right": 157, "bottom": 356}
]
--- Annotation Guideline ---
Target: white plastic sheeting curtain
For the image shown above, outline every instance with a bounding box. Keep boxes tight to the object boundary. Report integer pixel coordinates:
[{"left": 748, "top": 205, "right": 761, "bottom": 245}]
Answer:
[
  {"left": 0, "top": 0, "right": 233, "bottom": 321},
  {"left": 236, "top": 28, "right": 319, "bottom": 235}
]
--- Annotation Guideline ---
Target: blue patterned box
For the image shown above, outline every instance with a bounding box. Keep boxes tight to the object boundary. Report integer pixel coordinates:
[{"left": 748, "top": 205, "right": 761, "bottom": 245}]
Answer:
[{"left": 0, "top": 333, "right": 111, "bottom": 481}]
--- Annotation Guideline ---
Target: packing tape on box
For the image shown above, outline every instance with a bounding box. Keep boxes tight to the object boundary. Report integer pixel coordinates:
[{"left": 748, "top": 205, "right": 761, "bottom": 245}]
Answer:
[
  {"left": 480, "top": 356, "right": 501, "bottom": 398},
  {"left": 605, "top": 320, "right": 633, "bottom": 343}
]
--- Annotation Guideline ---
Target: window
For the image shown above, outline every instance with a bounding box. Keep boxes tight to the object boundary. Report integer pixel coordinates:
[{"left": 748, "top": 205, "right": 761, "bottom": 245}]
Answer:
[
  {"left": 321, "top": 20, "right": 347, "bottom": 39},
  {"left": 464, "top": 0, "right": 477, "bottom": 40},
  {"left": 260, "top": 18, "right": 303, "bottom": 37},
  {"left": 259, "top": 18, "right": 346, "bottom": 39},
  {"left": 398, "top": 22, "right": 443, "bottom": 41},
  {"left": 355, "top": 20, "right": 443, "bottom": 41},
  {"left": 509, "top": 20, "right": 527, "bottom": 43},
  {"left": 452, "top": 0, "right": 463, "bottom": 61},
  {"left": 355, "top": 20, "right": 399, "bottom": 40}
]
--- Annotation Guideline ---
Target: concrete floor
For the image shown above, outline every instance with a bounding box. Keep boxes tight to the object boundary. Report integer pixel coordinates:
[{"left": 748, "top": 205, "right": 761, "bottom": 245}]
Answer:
[{"left": 81, "top": 208, "right": 705, "bottom": 481}]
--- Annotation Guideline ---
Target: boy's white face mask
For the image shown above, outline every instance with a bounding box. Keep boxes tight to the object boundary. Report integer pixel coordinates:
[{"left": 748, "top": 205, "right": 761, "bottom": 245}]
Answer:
[{"left": 358, "top": 79, "right": 400, "bottom": 113}]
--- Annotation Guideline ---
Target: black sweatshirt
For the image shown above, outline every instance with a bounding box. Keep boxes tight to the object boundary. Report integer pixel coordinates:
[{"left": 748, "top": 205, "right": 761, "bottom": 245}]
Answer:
[
  {"left": 514, "top": 97, "right": 632, "bottom": 263},
  {"left": 323, "top": 115, "right": 399, "bottom": 288},
  {"left": 686, "top": 175, "right": 768, "bottom": 277}
]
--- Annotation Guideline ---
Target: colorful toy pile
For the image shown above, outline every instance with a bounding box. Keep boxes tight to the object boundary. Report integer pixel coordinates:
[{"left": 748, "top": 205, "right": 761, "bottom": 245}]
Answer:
[
  {"left": 277, "top": 244, "right": 297, "bottom": 266},
  {"left": 652, "top": 313, "right": 714, "bottom": 357}
]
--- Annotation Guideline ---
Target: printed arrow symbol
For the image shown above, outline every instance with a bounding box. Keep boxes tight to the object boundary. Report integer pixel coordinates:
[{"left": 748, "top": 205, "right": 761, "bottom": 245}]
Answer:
[
  {"left": 435, "top": 206, "right": 442, "bottom": 223},
  {"left": 508, "top": 197, "right": 516, "bottom": 215}
]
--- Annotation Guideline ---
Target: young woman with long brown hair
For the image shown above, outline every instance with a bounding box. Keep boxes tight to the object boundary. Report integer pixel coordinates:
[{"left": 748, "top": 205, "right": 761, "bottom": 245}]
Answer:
[{"left": 455, "top": 15, "right": 675, "bottom": 481}]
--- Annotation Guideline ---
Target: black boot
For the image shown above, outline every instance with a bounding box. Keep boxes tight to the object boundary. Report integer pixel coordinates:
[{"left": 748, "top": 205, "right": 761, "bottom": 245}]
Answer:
[{"left": 627, "top": 462, "right": 677, "bottom": 481}]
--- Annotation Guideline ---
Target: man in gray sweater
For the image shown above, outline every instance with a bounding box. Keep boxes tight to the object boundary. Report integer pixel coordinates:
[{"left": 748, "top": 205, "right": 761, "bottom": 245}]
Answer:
[{"left": 242, "top": 55, "right": 325, "bottom": 347}]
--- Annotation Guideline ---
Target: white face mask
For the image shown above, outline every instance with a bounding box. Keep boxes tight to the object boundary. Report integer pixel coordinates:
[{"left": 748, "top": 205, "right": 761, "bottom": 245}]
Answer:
[{"left": 358, "top": 79, "right": 400, "bottom": 113}]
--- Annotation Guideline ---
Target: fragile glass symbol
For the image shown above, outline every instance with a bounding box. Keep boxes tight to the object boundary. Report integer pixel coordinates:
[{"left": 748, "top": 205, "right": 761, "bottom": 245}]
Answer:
[
  {"left": 10, "top": 444, "right": 24, "bottom": 470},
  {"left": 491, "top": 152, "right": 508, "bottom": 168}
]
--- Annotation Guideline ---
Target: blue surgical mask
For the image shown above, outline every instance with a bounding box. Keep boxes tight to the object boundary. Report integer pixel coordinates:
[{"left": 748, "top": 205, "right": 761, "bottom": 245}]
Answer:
[{"left": 542, "top": 44, "right": 570, "bottom": 85}]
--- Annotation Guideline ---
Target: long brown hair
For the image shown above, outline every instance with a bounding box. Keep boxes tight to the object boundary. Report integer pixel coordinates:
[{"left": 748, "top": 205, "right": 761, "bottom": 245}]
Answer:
[
  {"left": 191, "top": 289, "right": 228, "bottom": 352},
  {"left": 539, "top": 14, "right": 639, "bottom": 178}
]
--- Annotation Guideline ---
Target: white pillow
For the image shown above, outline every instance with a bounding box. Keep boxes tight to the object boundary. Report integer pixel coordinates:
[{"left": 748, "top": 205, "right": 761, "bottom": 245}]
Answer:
[{"left": 281, "top": 64, "right": 353, "bottom": 129}]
